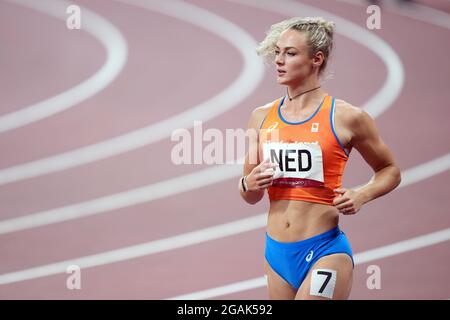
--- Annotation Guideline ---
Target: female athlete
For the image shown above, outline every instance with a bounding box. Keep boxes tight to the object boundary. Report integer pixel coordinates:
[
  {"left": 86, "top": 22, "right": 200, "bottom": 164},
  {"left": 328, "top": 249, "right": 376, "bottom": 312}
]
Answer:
[{"left": 239, "top": 17, "right": 401, "bottom": 300}]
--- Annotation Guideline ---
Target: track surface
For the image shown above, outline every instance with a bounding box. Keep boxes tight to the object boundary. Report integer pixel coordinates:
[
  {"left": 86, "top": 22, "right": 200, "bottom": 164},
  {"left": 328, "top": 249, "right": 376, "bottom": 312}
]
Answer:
[{"left": 0, "top": 0, "right": 449, "bottom": 299}]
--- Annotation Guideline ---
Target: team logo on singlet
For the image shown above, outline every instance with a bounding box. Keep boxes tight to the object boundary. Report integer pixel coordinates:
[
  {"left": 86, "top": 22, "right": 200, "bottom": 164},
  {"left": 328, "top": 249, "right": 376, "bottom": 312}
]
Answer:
[
  {"left": 262, "top": 141, "right": 325, "bottom": 188},
  {"left": 311, "top": 122, "right": 319, "bottom": 133},
  {"left": 266, "top": 122, "right": 279, "bottom": 133}
]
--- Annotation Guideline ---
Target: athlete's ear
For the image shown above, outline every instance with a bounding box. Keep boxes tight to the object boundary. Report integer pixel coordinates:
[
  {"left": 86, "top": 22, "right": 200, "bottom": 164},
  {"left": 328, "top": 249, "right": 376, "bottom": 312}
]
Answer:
[{"left": 312, "top": 51, "right": 324, "bottom": 69}]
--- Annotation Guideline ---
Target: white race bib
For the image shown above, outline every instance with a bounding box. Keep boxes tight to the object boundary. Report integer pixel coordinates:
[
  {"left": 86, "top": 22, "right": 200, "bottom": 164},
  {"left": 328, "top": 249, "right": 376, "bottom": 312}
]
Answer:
[{"left": 262, "top": 142, "right": 324, "bottom": 188}]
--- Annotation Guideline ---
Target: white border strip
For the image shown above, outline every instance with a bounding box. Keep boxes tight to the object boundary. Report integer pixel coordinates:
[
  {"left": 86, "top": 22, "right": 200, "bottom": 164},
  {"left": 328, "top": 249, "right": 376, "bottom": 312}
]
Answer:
[
  {"left": 1, "top": 0, "right": 128, "bottom": 133},
  {"left": 0, "top": 0, "right": 264, "bottom": 186}
]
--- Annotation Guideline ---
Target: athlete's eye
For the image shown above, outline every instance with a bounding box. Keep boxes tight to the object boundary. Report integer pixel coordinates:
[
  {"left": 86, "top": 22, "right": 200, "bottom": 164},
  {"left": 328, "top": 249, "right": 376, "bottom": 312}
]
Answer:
[
  {"left": 287, "top": 52, "right": 296, "bottom": 56},
  {"left": 274, "top": 50, "right": 280, "bottom": 55}
]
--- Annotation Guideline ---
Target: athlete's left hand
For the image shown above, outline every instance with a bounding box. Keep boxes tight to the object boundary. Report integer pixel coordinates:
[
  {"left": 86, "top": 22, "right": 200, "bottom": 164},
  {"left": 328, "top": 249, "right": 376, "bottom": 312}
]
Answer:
[{"left": 333, "top": 188, "right": 365, "bottom": 215}]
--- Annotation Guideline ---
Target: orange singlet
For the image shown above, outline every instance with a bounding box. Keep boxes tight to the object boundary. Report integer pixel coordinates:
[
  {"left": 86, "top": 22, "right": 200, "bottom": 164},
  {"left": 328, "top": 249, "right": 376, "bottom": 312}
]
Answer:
[{"left": 259, "top": 95, "right": 350, "bottom": 205}]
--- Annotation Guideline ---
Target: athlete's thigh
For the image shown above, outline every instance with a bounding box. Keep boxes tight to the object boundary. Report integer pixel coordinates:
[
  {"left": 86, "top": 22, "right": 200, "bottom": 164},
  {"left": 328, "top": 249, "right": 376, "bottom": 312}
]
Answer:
[
  {"left": 295, "top": 253, "right": 353, "bottom": 300},
  {"left": 264, "top": 259, "right": 296, "bottom": 300}
]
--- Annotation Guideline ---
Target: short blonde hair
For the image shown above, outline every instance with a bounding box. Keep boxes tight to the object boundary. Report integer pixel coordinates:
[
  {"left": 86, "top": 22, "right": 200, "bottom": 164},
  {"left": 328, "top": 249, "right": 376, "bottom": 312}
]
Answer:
[{"left": 256, "top": 17, "right": 335, "bottom": 74}]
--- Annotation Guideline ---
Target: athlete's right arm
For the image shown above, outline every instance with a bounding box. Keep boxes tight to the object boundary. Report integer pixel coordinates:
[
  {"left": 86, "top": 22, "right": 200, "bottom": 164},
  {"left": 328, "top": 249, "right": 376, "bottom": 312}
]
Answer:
[{"left": 239, "top": 105, "right": 277, "bottom": 205}]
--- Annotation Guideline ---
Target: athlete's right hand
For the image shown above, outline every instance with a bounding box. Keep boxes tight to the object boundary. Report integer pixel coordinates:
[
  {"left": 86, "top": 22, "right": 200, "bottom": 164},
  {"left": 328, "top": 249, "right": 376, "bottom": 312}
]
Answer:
[{"left": 245, "top": 159, "right": 278, "bottom": 191}]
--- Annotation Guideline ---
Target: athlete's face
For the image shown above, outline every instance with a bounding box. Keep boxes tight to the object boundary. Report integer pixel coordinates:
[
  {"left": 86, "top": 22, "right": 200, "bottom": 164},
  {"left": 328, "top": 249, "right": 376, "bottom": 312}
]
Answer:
[{"left": 274, "top": 29, "right": 318, "bottom": 85}]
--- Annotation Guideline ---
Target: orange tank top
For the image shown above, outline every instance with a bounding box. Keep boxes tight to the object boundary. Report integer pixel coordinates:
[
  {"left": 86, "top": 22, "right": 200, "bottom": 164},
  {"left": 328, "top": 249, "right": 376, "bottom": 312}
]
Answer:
[{"left": 259, "top": 95, "right": 349, "bottom": 205}]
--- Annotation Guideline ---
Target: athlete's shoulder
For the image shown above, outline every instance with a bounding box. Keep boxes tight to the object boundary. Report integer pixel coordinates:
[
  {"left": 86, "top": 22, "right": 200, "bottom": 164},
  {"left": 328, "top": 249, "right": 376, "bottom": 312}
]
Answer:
[
  {"left": 334, "top": 98, "right": 360, "bottom": 114},
  {"left": 248, "top": 97, "right": 281, "bottom": 129},
  {"left": 334, "top": 98, "right": 378, "bottom": 144},
  {"left": 334, "top": 98, "right": 370, "bottom": 125},
  {"left": 252, "top": 98, "right": 280, "bottom": 116}
]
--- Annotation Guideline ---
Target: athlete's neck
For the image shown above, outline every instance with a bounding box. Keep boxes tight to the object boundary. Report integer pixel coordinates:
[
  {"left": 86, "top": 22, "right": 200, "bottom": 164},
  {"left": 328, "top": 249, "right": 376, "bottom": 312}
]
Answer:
[{"left": 285, "top": 81, "right": 326, "bottom": 112}]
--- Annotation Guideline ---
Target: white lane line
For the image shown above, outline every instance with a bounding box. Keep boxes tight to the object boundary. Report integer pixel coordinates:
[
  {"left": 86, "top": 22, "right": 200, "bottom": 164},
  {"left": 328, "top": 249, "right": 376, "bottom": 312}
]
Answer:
[
  {"left": 399, "top": 152, "right": 450, "bottom": 187},
  {"left": 0, "top": 215, "right": 267, "bottom": 285},
  {"left": 384, "top": 2, "right": 450, "bottom": 30},
  {"left": 0, "top": 0, "right": 404, "bottom": 231},
  {"left": 229, "top": 0, "right": 405, "bottom": 118},
  {"left": 0, "top": 152, "right": 449, "bottom": 284},
  {"left": 353, "top": 228, "right": 450, "bottom": 264},
  {"left": 0, "top": 163, "right": 242, "bottom": 234},
  {"left": 169, "top": 228, "right": 450, "bottom": 300},
  {"left": 1, "top": 0, "right": 128, "bottom": 133},
  {"left": 169, "top": 277, "right": 268, "bottom": 301},
  {"left": 0, "top": 0, "right": 264, "bottom": 186},
  {"left": 337, "top": 0, "right": 450, "bottom": 30}
]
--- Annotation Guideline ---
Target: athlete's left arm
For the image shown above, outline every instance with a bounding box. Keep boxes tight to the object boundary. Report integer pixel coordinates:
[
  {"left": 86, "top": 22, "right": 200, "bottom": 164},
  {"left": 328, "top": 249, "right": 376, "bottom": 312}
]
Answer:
[{"left": 333, "top": 108, "right": 402, "bottom": 215}]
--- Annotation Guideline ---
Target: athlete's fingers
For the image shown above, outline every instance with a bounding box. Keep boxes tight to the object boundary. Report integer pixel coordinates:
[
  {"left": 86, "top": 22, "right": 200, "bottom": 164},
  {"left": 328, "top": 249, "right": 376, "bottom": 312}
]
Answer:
[
  {"left": 257, "top": 171, "right": 275, "bottom": 179},
  {"left": 257, "top": 174, "right": 274, "bottom": 183},
  {"left": 259, "top": 162, "right": 277, "bottom": 172},
  {"left": 259, "top": 181, "right": 273, "bottom": 189},
  {"left": 259, "top": 158, "right": 272, "bottom": 166},
  {"left": 333, "top": 196, "right": 350, "bottom": 206},
  {"left": 258, "top": 172, "right": 274, "bottom": 180},
  {"left": 333, "top": 189, "right": 347, "bottom": 203},
  {"left": 341, "top": 207, "right": 357, "bottom": 215},
  {"left": 335, "top": 202, "right": 352, "bottom": 210},
  {"left": 337, "top": 207, "right": 353, "bottom": 214},
  {"left": 334, "top": 188, "right": 346, "bottom": 194},
  {"left": 258, "top": 159, "right": 269, "bottom": 168},
  {"left": 258, "top": 178, "right": 274, "bottom": 187}
]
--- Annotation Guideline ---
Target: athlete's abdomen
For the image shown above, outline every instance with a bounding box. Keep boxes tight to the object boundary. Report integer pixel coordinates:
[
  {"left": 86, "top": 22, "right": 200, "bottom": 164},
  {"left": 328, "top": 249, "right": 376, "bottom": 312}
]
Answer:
[{"left": 267, "top": 199, "right": 339, "bottom": 242}]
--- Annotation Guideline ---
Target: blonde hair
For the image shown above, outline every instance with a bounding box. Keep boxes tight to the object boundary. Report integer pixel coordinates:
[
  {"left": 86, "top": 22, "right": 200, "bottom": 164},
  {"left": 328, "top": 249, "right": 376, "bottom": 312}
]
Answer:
[{"left": 256, "top": 17, "right": 335, "bottom": 74}]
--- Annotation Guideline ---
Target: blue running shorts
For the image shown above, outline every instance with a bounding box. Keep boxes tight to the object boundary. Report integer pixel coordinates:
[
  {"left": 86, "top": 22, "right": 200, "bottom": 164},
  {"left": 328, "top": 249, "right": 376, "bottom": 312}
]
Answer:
[{"left": 265, "top": 226, "right": 354, "bottom": 289}]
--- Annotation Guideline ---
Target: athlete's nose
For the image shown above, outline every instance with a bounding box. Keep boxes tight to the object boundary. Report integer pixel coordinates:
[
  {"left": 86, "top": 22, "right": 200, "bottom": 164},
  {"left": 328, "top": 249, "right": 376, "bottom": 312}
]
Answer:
[{"left": 275, "top": 53, "right": 284, "bottom": 66}]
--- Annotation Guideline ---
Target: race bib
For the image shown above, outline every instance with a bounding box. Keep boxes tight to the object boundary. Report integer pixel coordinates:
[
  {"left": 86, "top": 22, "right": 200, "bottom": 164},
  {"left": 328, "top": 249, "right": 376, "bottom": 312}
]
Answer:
[{"left": 262, "top": 142, "right": 324, "bottom": 188}]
